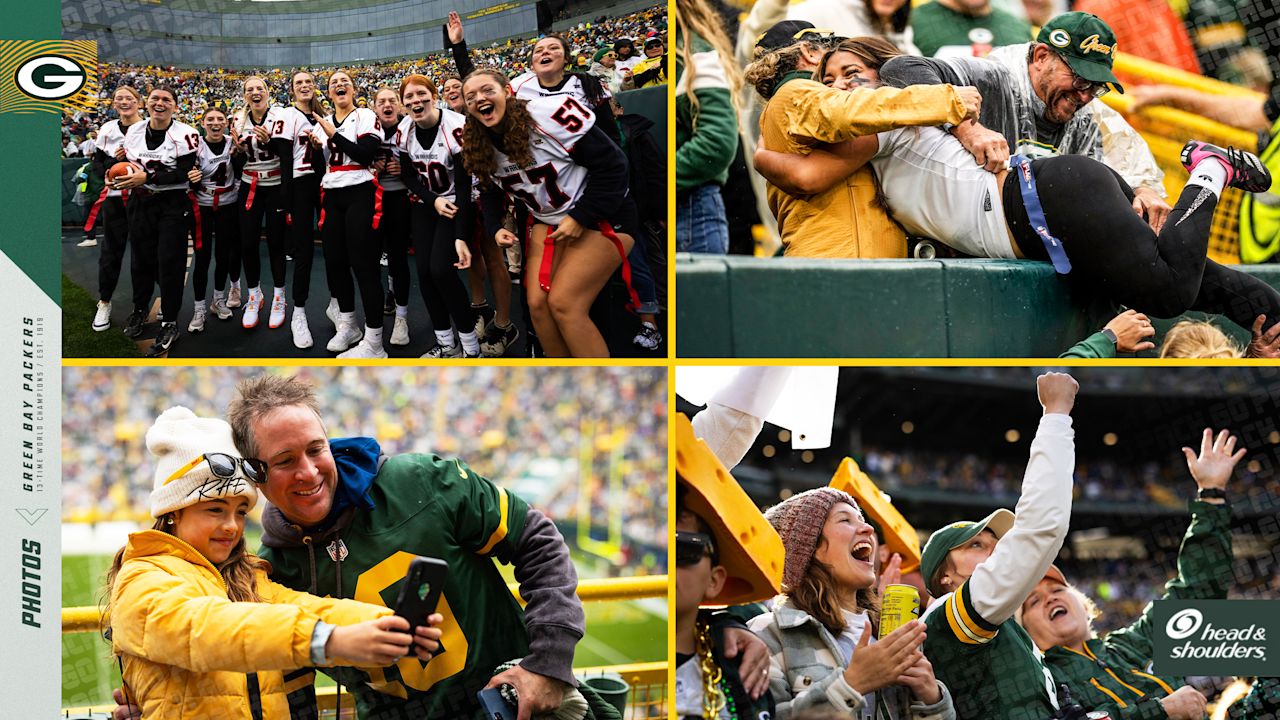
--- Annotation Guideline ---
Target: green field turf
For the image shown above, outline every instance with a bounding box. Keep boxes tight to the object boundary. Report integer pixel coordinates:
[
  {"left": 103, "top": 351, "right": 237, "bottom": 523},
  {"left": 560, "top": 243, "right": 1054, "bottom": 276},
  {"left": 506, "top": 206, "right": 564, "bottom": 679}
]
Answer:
[{"left": 62, "top": 553, "right": 666, "bottom": 709}]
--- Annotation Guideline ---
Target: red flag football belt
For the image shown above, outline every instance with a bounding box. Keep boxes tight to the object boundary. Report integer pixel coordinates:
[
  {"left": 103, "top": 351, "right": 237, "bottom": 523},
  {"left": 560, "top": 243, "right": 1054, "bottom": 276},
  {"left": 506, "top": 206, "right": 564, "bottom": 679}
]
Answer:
[
  {"left": 318, "top": 170, "right": 383, "bottom": 231},
  {"left": 536, "top": 219, "right": 641, "bottom": 313},
  {"left": 83, "top": 186, "right": 128, "bottom": 232},
  {"left": 187, "top": 192, "right": 203, "bottom": 250},
  {"left": 241, "top": 168, "right": 281, "bottom": 211}
]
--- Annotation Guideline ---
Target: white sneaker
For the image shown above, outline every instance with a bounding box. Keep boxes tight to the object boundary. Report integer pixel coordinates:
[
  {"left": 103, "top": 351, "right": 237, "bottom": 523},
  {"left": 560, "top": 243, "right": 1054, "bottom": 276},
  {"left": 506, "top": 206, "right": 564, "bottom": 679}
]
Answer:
[
  {"left": 92, "top": 300, "right": 111, "bottom": 332},
  {"left": 227, "top": 282, "right": 242, "bottom": 308},
  {"left": 390, "top": 315, "right": 410, "bottom": 346},
  {"left": 188, "top": 301, "right": 208, "bottom": 333},
  {"left": 292, "top": 310, "right": 313, "bottom": 349},
  {"left": 326, "top": 298, "right": 340, "bottom": 328},
  {"left": 78, "top": 238, "right": 98, "bottom": 248},
  {"left": 327, "top": 319, "right": 363, "bottom": 353},
  {"left": 269, "top": 291, "right": 287, "bottom": 329},
  {"left": 211, "top": 292, "right": 232, "bottom": 320},
  {"left": 242, "top": 289, "right": 263, "bottom": 329},
  {"left": 338, "top": 337, "right": 389, "bottom": 359}
]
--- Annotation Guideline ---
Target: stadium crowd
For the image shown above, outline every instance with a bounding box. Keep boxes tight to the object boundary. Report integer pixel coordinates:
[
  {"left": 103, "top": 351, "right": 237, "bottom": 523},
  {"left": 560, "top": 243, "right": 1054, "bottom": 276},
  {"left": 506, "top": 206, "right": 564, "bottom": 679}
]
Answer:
[
  {"left": 860, "top": 445, "right": 1280, "bottom": 504},
  {"left": 675, "top": 0, "right": 1280, "bottom": 355},
  {"left": 61, "top": 6, "right": 667, "bottom": 144},
  {"left": 62, "top": 366, "right": 667, "bottom": 554},
  {"left": 67, "top": 6, "right": 667, "bottom": 359}
]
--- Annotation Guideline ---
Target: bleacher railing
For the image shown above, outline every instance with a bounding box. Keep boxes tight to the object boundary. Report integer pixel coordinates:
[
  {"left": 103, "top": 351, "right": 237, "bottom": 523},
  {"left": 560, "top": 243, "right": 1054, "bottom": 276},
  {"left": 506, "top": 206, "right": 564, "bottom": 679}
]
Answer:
[{"left": 62, "top": 575, "right": 669, "bottom": 719}]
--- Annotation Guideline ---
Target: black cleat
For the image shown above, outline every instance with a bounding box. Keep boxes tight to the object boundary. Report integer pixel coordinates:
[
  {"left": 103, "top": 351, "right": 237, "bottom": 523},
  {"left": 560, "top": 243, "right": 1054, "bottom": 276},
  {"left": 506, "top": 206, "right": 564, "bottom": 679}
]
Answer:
[
  {"left": 122, "top": 309, "right": 147, "bottom": 338},
  {"left": 147, "top": 322, "right": 179, "bottom": 357}
]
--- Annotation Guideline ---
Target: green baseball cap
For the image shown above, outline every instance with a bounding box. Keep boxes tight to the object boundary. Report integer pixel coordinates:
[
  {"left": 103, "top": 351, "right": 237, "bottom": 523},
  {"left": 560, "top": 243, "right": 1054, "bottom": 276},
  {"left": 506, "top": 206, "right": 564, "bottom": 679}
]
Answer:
[
  {"left": 920, "top": 508, "right": 1015, "bottom": 596},
  {"left": 1037, "top": 12, "right": 1124, "bottom": 94}
]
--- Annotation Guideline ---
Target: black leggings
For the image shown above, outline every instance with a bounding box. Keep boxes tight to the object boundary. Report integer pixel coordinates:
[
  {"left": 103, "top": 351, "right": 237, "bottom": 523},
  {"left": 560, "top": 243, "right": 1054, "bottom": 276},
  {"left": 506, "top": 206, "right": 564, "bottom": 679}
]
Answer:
[
  {"left": 97, "top": 196, "right": 130, "bottom": 302},
  {"left": 127, "top": 190, "right": 189, "bottom": 321},
  {"left": 380, "top": 189, "right": 412, "bottom": 307},
  {"left": 411, "top": 202, "right": 476, "bottom": 333},
  {"left": 191, "top": 202, "right": 241, "bottom": 300},
  {"left": 321, "top": 182, "right": 383, "bottom": 329},
  {"left": 1003, "top": 155, "right": 1280, "bottom": 332},
  {"left": 240, "top": 182, "right": 287, "bottom": 290},
  {"left": 289, "top": 172, "right": 321, "bottom": 306}
]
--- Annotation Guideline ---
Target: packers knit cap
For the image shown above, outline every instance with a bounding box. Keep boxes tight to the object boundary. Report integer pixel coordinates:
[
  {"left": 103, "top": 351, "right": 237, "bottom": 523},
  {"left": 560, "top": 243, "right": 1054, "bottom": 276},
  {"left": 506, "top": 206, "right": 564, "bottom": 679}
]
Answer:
[
  {"left": 765, "top": 487, "right": 859, "bottom": 590},
  {"left": 919, "top": 508, "right": 1015, "bottom": 596},
  {"left": 147, "top": 406, "right": 259, "bottom": 518}
]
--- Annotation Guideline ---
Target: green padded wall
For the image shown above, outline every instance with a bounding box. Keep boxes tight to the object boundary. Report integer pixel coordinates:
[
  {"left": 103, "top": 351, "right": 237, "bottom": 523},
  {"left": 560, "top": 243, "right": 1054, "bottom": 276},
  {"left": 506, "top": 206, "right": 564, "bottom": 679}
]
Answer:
[{"left": 676, "top": 255, "right": 1280, "bottom": 358}]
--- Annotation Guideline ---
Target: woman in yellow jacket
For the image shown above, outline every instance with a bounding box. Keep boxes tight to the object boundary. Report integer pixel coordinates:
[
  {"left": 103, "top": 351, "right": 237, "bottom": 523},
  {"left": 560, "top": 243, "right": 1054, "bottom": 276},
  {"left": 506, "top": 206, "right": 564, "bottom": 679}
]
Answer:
[{"left": 106, "top": 406, "right": 443, "bottom": 720}]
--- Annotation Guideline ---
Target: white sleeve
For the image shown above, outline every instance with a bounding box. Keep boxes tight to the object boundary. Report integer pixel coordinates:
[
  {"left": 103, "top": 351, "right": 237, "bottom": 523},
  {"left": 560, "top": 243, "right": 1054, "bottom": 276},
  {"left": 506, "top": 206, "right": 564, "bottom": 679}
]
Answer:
[
  {"left": 873, "top": 130, "right": 901, "bottom": 159},
  {"left": 1093, "top": 102, "right": 1166, "bottom": 196},
  {"left": 967, "top": 414, "right": 1074, "bottom": 625},
  {"left": 689, "top": 367, "right": 792, "bottom": 469}
]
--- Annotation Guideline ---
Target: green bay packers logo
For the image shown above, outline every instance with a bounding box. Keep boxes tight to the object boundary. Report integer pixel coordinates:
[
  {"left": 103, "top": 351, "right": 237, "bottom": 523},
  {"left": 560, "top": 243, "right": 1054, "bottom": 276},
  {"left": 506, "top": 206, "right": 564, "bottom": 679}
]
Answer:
[
  {"left": 15, "top": 55, "right": 86, "bottom": 100},
  {"left": 1048, "top": 29, "right": 1071, "bottom": 48},
  {"left": 0, "top": 41, "right": 98, "bottom": 116}
]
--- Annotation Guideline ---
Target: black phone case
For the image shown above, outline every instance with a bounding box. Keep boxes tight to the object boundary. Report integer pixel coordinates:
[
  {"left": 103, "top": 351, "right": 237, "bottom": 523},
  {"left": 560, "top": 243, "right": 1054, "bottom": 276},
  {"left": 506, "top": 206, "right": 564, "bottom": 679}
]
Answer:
[{"left": 393, "top": 556, "right": 449, "bottom": 631}]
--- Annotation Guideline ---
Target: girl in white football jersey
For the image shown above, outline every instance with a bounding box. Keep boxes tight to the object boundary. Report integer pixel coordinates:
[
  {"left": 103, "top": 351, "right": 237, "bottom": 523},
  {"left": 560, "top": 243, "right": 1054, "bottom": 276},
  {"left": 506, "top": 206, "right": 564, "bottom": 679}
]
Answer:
[
  {"left": 309, "top": 70, "right": 388, "bottom": 358},
  {"left": 87, "top": 85, "right": 145, "bottom": 334},
  {"left": 395, "top": 74, "right": 479, "bottom": 358},
  {"left": 114, "top": 85, "right": 201, "bottom": 357},
  {"left": 462, "top": 69, "right": 635, "bottom": 358},
  {"left": 232, "top": 76, "right": 294, "bottom": 332},
  {"left": 279, "top": 71, "right": 327, "bottom": 349},
  {"left": 185, "top": 107, "right": 242, "bottom": 334},
  {"left": 372, "top": 86, "right": 413, "bottom": 347},
  {"left": 511, "top": 35, "right": 620, "bottom": 145}
]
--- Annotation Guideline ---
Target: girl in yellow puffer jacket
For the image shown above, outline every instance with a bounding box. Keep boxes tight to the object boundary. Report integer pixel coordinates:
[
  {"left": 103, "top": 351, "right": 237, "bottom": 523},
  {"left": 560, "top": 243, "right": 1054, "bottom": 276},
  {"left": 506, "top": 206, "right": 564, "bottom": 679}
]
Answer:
[{"left": 105, "top": 406, "right": 444, "bottom": 720}]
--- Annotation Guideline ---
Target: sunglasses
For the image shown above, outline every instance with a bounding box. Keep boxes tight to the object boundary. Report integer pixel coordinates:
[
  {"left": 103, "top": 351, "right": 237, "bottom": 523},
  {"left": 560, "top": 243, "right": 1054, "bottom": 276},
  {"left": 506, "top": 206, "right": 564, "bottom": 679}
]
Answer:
[
  {"left": 164, "top": 452, "right": 268, "bottom": 486},
  {"left": 675, "top": 531, "right": 717, "bottom": 566},
  {"left": 1053, "top": 53, "right": 1110, "bottom": 98}
]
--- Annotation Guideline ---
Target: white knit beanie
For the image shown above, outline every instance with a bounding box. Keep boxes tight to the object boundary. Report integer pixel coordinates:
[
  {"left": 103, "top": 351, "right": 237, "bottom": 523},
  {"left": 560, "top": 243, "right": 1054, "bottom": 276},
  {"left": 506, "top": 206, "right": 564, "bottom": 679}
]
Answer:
[{"left": 147, "top": 406, "right": 259, "bottom": 518}]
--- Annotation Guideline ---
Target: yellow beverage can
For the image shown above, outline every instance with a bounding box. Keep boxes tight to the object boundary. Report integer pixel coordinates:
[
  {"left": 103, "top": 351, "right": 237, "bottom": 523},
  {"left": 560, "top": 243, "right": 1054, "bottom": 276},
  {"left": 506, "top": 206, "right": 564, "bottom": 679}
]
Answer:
[{"left": 879, "top": 584, "right": 921, "bottom": 639}]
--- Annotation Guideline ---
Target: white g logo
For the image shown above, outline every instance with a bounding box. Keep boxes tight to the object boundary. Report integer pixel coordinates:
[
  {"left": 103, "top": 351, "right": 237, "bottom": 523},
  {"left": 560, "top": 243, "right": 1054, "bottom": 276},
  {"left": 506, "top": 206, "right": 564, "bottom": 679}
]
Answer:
[
  {"left": 1166, "top": 609, "right": 1203, "bottom": 640},
  {"left": 14, "top": 55, "right": 87, "bottom": 100},
  {"left": 1048, "top": 29, "right": 1071, "bottom": 48}
]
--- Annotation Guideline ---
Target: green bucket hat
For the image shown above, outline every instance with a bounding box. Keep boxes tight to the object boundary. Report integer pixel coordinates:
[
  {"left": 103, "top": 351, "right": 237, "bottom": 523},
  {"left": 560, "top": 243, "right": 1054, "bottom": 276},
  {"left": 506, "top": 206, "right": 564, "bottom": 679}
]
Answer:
[
  {"left": 920, "top": 508, "right": 1015, "bottom": 596},
  {"left": 1037, "top": 12, "right": 1124, "bottom": 94}
]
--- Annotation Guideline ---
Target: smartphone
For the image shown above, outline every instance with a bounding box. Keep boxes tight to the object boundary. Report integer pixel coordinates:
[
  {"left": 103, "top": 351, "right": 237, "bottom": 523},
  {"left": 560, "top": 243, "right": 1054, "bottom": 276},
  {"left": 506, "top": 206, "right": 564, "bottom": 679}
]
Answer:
[
  {"left": 392, "top": 556, "right": 449, "bottom": 632},
  {"left": 477, "top": 687, "right": 518, "bottom": 720}
]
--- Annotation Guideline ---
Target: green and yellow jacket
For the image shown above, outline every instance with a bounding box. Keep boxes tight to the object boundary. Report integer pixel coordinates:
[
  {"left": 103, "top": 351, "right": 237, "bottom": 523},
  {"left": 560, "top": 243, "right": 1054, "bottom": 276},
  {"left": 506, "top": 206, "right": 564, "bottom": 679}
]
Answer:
[{"left": 1041, "top": 500, "right": 1232, "bottom": 720}]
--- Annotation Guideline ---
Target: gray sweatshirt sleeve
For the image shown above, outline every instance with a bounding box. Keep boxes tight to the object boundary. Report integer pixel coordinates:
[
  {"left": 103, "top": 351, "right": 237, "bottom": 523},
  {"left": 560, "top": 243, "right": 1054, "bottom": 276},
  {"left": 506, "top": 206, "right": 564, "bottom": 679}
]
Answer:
[
  {"left": 881, "top": 55, "right": 1024, "bottom": 145},
  {"left": 513, "top": 507, "right": 585, "bottom": 686}
]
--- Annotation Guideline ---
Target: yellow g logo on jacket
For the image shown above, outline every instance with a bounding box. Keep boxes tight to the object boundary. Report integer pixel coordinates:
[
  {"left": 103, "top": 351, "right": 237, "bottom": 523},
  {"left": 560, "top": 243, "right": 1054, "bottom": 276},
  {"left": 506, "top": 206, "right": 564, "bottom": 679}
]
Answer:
[{"left": 0, "top": 41, "right": 98, "bottom": 115}]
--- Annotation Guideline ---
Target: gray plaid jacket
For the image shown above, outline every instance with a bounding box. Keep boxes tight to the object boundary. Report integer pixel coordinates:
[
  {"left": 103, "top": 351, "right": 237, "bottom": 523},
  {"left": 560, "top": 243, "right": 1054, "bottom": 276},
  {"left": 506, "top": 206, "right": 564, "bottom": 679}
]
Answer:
[{"left": 748, "top": 604, "right": 955, "bottom": 720}]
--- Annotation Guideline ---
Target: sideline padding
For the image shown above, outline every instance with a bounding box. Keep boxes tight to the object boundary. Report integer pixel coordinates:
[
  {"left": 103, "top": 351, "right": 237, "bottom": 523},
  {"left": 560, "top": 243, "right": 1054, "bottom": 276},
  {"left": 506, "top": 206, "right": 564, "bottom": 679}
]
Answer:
[{"left": 676, "top": 254, "right": 1280, "bottom": 357}]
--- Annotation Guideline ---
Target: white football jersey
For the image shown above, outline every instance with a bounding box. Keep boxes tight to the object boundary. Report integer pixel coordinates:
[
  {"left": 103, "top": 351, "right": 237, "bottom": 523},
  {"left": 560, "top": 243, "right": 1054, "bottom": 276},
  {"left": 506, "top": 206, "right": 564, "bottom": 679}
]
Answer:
[
  {"left": 312, "top": 107, "right": 379, "bottom": 190},
  {"left": 235, "top": 106, "right": 291, "bottom": 186},
  {"left": 193, "top": 137, "right": 239, "bottom": 208},
  {"left": 97, "top": 119, "right": 137, "bottom": 198},
  {"left": 378, "top": 121, "right": 406, "bottom": 192},
  {"left": 491, "top": 95, "right": 594, "bottom": 225},
  {"left": 511, "top": 72, "right": 611, "bottom": 106},
  {"left": 396, "top": 109, "right": 467, "bottom": 203},
  {"left": 279, "top": 106, "right": 317, "bottom": 177},
  {"left": 122, "top": 119, "right": 200, "bottom": 193}
]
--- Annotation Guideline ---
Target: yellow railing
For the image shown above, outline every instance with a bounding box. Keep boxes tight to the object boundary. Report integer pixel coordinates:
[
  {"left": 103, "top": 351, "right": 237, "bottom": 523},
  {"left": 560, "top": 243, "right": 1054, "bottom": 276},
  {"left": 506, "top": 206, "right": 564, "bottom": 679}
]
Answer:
[
  {"left": 62, "top": 575, "right": 669, "bottom": 718},
  {"left": 62, "top": 575, "right": 668, "bottom": 634}
]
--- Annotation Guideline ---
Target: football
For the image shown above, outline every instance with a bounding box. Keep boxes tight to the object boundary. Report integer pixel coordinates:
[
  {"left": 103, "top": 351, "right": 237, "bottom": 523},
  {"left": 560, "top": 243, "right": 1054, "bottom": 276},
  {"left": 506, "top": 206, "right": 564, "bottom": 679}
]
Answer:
[{"left": 106, "top": 162, "right": 142, "bottom": 180}]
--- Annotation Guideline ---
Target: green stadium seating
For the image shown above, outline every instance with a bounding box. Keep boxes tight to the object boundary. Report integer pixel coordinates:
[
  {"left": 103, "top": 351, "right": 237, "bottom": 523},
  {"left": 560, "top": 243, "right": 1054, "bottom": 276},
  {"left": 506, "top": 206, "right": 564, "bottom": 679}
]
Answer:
[{"left": 676, "top": 254, "right": 1280, "bottom": 357}]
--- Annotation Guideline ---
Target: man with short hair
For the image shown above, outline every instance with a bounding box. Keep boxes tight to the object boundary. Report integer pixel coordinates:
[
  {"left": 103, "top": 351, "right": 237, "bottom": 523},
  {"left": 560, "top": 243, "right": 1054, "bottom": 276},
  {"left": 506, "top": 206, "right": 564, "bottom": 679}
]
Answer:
[
  {"left": 917, "top": 372, "right": 1078, "bottom": 720},
  {"left": 882, "top": 12, "right": 1173, "bottom": 232},
  {"left": 228, "top": 373, "right": 586, "bottom": 720}
]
